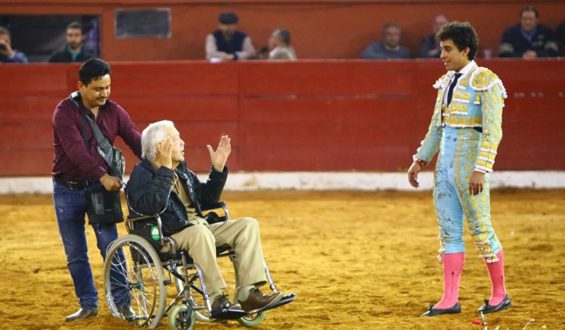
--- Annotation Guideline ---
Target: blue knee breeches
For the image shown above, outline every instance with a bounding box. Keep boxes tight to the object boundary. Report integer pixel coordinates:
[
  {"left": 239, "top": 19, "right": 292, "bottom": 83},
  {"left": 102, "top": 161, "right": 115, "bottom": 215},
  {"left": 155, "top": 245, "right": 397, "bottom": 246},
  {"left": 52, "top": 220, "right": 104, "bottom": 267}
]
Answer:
[{"left": 433, "top": 127, "right": 502, "bottom": 261}]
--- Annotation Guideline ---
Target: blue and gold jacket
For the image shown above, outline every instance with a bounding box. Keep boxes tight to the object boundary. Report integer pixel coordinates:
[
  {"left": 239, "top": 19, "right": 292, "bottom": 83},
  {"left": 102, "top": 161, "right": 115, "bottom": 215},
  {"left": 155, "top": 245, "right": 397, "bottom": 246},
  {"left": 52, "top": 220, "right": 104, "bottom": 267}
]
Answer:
[{"left": 414, "top": 61, "right": 507, "bottom": 173}]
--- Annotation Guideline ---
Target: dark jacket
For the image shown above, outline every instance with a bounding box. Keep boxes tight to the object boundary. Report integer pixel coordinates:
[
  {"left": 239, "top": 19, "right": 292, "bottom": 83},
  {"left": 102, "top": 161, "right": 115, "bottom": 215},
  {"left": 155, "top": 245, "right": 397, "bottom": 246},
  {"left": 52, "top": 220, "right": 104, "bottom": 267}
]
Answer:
[
  {"left": 48, "top": 47, "right": 93, "bottom": 63},
  {"left": 0, "top": 49, "right": 28, "bottom": 63},
  {"left": 499, "top": 23, "right": 558, "bottom": 57},
  {"left": 360, "top": 42, "right": 412, "bottom": 59},
  {"left": 126, "top": 158, "right": 228, "bottom": 235},
  {"left": 213, "top": 30, "right": 247, "bottom": 58},
  {"left": 419, "top": 34, "right": 440, "bottom": 58}
]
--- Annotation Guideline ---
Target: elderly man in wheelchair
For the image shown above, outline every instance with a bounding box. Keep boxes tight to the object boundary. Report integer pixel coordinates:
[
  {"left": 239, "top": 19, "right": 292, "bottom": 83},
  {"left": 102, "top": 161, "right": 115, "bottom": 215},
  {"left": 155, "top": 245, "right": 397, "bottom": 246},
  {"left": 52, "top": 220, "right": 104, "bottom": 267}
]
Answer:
[{"left": 103, "top": 120, "right": 294, "bottom": 330}]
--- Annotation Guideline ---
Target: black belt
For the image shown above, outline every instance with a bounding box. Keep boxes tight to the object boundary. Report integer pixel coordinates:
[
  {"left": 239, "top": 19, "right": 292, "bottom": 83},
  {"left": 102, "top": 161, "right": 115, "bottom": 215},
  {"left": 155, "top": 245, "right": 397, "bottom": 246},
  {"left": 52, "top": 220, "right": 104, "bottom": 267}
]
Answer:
[{"left": 54, "top": 177, "right": 90, "bottom": 190}]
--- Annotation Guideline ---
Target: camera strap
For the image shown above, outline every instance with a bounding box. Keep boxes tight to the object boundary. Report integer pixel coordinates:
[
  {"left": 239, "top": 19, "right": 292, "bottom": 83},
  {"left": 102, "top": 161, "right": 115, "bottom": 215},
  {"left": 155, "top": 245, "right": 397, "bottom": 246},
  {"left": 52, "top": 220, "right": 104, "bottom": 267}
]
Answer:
[{"left": 68, "top": 91, "right": 116, "bottom": 171}]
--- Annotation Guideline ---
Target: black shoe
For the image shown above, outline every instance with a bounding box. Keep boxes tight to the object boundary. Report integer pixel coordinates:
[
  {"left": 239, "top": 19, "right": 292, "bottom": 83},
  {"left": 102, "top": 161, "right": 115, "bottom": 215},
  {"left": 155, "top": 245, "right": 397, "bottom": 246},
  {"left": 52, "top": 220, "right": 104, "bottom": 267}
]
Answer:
[
  {"left": 118, "top": 305, "right": 136, "bottom": 321},
  {"left": 420, "top": 302, "right": 461, "bottom": 317},
  {"left": 64, "top": 308, "right": 98, "bottom": 322},
  {"left": 211, "top": 294, "right": 244, "bottom": 319},
  {"left": 477, "top": 295, "right": 511, "bottom": 314}
]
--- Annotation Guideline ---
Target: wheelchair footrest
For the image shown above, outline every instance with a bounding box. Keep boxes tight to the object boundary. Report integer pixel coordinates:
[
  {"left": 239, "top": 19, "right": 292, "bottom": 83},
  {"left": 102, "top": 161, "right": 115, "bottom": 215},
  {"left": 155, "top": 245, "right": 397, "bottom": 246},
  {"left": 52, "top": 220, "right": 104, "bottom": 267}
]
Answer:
[
  {"left": 211, "top": 307, "right": 247, "bottom": 320},
  {"left": 249, "top": 292, "right": 296, "bottom": 314}
]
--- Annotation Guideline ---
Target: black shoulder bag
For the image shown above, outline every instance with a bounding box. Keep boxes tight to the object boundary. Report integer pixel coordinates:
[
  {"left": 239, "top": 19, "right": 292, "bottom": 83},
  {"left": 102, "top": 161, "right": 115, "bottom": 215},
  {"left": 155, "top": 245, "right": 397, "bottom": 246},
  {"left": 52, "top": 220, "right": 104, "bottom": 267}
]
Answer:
[{"left": 70, "top": 92, "right": 125, "bottom": 224}]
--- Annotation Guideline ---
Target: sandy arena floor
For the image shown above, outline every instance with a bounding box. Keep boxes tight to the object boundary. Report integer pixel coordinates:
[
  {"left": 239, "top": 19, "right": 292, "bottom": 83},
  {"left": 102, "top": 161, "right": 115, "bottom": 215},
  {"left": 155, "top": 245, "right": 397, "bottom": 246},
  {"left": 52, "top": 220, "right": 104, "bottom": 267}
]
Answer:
[{"left": 0, "top": 189, "right": 563, "bottom": 330}]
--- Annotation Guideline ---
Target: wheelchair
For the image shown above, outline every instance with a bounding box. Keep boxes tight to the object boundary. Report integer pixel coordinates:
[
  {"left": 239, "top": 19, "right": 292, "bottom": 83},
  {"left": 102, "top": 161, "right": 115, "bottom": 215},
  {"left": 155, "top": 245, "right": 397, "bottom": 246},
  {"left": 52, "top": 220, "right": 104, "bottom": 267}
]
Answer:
[{"left": 103, "top": 202, "right": 295, "bottom": 330}]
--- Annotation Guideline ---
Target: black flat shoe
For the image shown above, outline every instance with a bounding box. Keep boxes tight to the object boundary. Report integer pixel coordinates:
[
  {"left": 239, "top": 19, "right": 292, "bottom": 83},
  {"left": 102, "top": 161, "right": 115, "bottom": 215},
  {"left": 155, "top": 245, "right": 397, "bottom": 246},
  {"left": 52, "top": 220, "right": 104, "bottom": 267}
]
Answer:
[
  {"left": 477, "top": 295, "right": 511, "bottom": 314},
  {"left": 420, "top": 302, "right": 461, "bottom": 317},
  {"left": 64, "top": 308, "right": 98, "bottom": 322}
]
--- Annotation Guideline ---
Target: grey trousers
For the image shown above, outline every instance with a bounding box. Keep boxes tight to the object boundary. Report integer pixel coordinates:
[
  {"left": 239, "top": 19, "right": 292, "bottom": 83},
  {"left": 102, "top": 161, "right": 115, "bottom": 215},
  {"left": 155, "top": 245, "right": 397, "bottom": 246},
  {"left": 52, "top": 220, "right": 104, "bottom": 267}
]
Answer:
[{"left": 167, "top": 217, "right": 267, "bottom": 294}]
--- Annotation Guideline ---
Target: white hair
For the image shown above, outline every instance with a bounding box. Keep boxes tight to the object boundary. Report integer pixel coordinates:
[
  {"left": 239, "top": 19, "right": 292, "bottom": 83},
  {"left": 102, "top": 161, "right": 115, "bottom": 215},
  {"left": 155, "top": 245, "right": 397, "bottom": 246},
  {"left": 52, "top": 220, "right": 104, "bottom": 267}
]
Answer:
[{"left": 141, "top": 120, "right": 175, "bottom": 161}]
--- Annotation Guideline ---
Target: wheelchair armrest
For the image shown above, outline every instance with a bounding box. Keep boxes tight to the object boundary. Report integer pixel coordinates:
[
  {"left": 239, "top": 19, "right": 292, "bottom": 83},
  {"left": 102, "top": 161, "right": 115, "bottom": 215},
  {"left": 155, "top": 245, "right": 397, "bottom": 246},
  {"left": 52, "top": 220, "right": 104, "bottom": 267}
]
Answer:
[
  {"left": 126, "top": 214, "right": 161, "bottom": 223},
  {"left": 201, "top": 201, "right": 230, "bottom": 224}
]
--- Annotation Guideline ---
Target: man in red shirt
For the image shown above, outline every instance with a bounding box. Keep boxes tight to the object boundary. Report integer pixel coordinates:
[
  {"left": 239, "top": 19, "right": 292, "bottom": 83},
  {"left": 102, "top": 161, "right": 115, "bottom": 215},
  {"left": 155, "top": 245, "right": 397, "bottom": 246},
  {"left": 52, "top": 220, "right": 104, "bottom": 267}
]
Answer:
[{"left": 52, "top": 58, "right": 141, "bottom": 322}]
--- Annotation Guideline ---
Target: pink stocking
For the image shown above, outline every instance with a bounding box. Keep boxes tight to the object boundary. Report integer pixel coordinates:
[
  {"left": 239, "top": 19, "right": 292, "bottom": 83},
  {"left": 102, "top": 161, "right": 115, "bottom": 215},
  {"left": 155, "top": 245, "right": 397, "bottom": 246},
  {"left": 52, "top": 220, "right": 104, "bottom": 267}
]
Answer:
[
  {"left": 484, "top": 251, "right": 507, "bottom": 306},
  {"left": 434, "top": 253, "right": 464, "bottom": 309}
]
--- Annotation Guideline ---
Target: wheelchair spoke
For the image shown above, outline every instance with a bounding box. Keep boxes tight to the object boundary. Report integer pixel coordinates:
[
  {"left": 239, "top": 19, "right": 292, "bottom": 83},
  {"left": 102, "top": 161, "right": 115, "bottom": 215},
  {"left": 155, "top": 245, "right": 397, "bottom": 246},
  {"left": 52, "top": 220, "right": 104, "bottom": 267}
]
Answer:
[{"left": 103, "top": 235, "right": 166, "bottom": 329}]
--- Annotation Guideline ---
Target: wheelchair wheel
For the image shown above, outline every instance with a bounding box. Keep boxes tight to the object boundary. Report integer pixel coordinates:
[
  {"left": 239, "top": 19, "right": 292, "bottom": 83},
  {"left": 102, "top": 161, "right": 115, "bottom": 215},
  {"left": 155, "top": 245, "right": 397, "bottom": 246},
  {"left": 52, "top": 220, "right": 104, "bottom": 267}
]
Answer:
[
  {"left": 104, "top": 234, "right": 167, "bottom": 329},
  {"left": 168, "top": 304, "right": 195, "bottom": 330},
  {"left": 238, "top": 311, "right": 266, "bottom": 328}
]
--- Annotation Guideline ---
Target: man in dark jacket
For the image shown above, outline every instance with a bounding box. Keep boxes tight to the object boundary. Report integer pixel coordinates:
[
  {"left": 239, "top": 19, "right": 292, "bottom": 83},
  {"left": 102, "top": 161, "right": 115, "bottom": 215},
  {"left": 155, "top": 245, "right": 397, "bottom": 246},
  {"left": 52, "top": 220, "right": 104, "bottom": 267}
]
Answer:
[
  {"left": 0, "top": 26, "right": 28, "bottom": 63},
  {"left": 361, "top": 22, "right": 412, "bottom": 59},
  {"left": 419, "top": 15, "right": 449, "bottom": 58},
  {"left": 49, "top": 21, "right": 93, "bottom": 63},
  {"left": 126, "top": 120, "right": 284, "bottom": 317},
  {"left": 499, "top": 5, "right": 558, "bottom": 58}
]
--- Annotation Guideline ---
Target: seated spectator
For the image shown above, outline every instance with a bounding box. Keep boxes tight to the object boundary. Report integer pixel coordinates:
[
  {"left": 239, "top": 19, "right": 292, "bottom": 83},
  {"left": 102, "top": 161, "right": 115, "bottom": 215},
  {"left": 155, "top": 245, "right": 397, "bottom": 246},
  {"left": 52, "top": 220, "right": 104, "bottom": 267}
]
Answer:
[
  {"left": 126, "top": 120, "right": 288, "bottom": 316},
  {"left": 0, "top": 26, "right": 28, "bottom": 63},
  {"left": 268, "top": 29, "right": 297, "bottom": 60},
  {"left": 499, "top": 5, "right": 558, "bottom": 59},
  {"left": 361, "top": 23, "right": 411, "bottom": 59},
  {"left": 419, "top": 15, "right": 449, "bottom": 58},
  {"left": 206, "top": 12, "right": 256, "bottom": 62},
  {"left": 556, "top": 19, "right": 565, "bottom": 56},
  {"left": 49, "top": 21, "right": 93, "bottom": 63}
]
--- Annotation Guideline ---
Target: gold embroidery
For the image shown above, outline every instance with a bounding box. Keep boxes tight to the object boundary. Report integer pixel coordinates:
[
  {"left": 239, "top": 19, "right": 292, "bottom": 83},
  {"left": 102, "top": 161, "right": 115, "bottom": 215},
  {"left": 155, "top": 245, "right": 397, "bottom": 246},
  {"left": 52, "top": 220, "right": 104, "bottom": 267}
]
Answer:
[
  {"left": 445, "top": 102, "right": 469, "bottom": 115},
  {"left": 453, "top": 91, "right": 471, "bottom": 101},
  {"left": 471, "top": 68, "right": 500, "bottom": 90},
  {"left": 444, "top": 115, "right": 482, "bottom": 127}
]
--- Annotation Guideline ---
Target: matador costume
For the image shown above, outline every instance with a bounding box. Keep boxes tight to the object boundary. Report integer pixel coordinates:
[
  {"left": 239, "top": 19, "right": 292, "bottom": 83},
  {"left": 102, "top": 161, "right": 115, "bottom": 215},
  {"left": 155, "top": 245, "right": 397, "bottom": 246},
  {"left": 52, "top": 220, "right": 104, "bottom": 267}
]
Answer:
[{"left": 414, "top": 60, "right": 507, "bottom": 262}]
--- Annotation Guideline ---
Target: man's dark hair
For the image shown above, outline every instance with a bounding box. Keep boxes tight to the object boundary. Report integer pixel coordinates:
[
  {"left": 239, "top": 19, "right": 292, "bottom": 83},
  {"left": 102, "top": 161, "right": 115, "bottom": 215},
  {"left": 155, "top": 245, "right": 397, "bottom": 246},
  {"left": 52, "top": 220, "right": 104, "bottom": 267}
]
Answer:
[
  {"left": 520, "top": 5, "right": 539, "bottom": 18},
  {"left": 219, "top": 12, "right": 238, "bottom": 25},
  {"left": 0, "top": 26, "right": 10, "bottom": 36},
  {"left": 276, "top": 29, "right": 291, "bottom": 45},
  {"left": 437, "top": 21, "right": 479, "bottom": 60},
  {"left": 67, "top": 21, "right": 83, "bottom": 32},
  {"left": 79, "top": 58, "right": 111, "bottom": 86}
]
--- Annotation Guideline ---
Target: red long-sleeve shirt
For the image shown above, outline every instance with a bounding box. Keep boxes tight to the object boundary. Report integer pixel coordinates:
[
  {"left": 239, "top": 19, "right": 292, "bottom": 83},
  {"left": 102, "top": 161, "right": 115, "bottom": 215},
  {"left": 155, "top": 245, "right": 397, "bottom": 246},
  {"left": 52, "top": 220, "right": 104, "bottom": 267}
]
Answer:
[{"left": 52, "top": 95, "right": 142, "bottom": 182}]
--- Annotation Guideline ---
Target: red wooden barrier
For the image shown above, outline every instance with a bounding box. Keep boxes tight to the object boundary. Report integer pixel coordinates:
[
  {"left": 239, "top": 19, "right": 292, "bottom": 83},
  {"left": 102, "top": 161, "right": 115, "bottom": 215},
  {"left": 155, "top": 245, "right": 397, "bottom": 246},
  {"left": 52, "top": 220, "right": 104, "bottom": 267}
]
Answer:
[{"left": 0, "top": 59, "right": 564, "bottom": 176}]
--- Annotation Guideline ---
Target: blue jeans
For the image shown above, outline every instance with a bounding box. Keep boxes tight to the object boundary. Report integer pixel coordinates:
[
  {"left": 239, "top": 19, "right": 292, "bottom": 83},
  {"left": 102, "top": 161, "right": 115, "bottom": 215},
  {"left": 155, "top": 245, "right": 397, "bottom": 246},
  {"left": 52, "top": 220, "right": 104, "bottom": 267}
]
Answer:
[{"left": 53, "top": 181, "right": 130, "bottom": 309}]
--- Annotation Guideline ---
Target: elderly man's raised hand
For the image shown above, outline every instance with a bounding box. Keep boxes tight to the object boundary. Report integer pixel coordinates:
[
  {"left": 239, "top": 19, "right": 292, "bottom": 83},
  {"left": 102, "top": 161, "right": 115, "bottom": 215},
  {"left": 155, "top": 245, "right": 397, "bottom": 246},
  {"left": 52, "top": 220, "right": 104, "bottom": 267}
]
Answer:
[
  {"left": 207, "top": 135, "right": 231, "bottom": 172},
  {"left": 156, "top": 137, "right": 174, "bottom": 169}
]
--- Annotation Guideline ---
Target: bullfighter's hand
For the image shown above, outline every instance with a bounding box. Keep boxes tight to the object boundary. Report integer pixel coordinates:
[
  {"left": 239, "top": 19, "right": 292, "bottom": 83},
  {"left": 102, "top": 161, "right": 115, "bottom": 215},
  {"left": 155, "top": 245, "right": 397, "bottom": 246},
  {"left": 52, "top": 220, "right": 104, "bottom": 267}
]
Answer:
[
  {"left": 469, "top": 171, "right": 485, "bottom": 195},
  {"left": 407, "top": 161, "right": 422, "bottom": 188}
]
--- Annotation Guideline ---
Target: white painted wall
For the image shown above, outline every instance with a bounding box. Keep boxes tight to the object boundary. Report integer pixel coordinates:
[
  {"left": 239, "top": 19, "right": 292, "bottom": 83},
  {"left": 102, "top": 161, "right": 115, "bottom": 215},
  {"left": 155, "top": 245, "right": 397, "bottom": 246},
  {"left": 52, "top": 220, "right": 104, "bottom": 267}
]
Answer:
[{"left": 1, "top": 171, "right": 564, "bottom": 194}]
